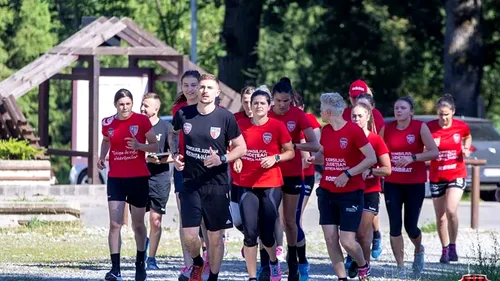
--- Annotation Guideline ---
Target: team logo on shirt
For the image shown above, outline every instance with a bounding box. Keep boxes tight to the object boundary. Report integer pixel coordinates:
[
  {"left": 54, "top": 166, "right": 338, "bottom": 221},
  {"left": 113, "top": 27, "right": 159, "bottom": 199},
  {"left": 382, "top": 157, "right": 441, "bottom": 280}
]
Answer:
[
  {"left": 102, "top": 116, "right": 114, "bottom": 126},
  {"left": 453, "top": 133, "right": 461, "bottom": 144},
  {"left": 129, "top": 125, "right": 139, "bottom": 136},
  {"left": 340, "top": 137, "right": 348, "bottom": 149},
  {"left": 406, "top": 134, "right": 415, "bottom": 144},
  {"left": 183, "top": 123, "right": 192, "bottom": 134},
  {"left": 287, "top": 121, "right": 296, "bottom": 132},
  {"left": 263, "top": 132, "right": 272, "bottom": 144},
  {"left": 107, "top": 128, "right": 114, "bottom": 137},
  {"left": 210, "top": 127, "right": 221, "bottom": 139}
]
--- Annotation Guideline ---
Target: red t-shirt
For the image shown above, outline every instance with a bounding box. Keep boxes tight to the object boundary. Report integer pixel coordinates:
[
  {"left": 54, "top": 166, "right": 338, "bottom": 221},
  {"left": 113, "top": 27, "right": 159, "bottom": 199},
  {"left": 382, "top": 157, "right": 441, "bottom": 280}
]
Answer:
[
  {"left": 238, "top": 118, "right": 291, "bottom": 188},
  {"left": 427, "top": 119, "right": 470, "bottom": 182},
  {"left": 364, "top": 132, "right": 389, "bottom": 193},
  {"left": 172, "top": 101, "right": 188, "bottom": 155},
  {"left": 319, "top": 122, "right": 368, "bottom": 193},
  {"left": 343, "top": 107, "right": 385, "bottom": 133},
  {"left": 383, "top": 119, "right": 427, "bottom": 184},
  {"left": 268, "top": 106, "right": 311, "bottom": 177},
  {"left": 303, "top": 113, "right": 321, "bottom": 177},
  {"left": 230, "top": 111, "right": 250, "bottom": 185},
  {"left": 101, "top": 112, "right": 152, "bottom": 178}
]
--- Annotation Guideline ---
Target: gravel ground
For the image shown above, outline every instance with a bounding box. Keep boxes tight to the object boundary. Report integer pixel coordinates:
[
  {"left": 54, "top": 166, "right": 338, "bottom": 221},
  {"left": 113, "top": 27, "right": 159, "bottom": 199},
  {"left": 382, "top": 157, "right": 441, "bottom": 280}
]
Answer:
[{"left": 0, "top": 226, "right": 498, "bottom": 281}]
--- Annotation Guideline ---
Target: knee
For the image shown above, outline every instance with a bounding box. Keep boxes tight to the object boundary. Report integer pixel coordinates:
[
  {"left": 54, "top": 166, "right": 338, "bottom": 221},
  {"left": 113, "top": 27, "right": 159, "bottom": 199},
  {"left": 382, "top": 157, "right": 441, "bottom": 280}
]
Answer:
[
  {"left": 260, "top": 229, "right": 275, "bottom": 248},
  {"left": 244, "top": 234, "right": 259, "bottom": 247},
  {"left": 109, "top": 220, "right": 123, "bottom": 232},
  {"left": 283, "top": 215, "right": 296, "bottom": 231},
  {"left": 446, "top": 208, "right": 458, "bottom": 220},
  {"left": 208, "top": 232, "right": 223, "bottom": 248},
  {"left": 339, "top": 234, "right": 357, "bottom": 251},
  {"left": 389, "top": 219, "right": 403, "bottom": 237},
  {"left": 132, "top": 220, "right": 146, "bottom": 233},
  {"left": 183, "top": 230, "right": 199, "bottom": 244},
  {"left": 151, "top": 217, "right": 162, "bottom": 230},
  {"left": 437, "top": 214, "right": 448, "bottom": 225}
]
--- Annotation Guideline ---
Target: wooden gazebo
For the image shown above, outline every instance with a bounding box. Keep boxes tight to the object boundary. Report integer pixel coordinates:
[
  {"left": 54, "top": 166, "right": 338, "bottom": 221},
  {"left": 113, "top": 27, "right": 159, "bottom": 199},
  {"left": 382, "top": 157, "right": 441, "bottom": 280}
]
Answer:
[{"left": 0, "top": 16, "right": 241, "bottom": 184}]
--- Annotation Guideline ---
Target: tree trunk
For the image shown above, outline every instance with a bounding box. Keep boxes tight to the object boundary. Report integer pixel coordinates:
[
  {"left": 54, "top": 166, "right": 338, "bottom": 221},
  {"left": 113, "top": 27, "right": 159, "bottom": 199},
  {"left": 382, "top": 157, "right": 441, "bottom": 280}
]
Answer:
[
  {"left": 444, "top": 0, "right": 483, "bottom": 117},
  {"left": 218, "top": 0, "right": 264, "bottom": 92}
]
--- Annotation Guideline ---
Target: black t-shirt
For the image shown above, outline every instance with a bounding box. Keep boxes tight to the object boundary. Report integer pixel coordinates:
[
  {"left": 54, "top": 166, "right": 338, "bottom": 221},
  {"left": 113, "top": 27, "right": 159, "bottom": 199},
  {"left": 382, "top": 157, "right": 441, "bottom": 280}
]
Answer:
[
  {"left": 173, "top": 104, "right": 241, "bottom": 187},
  {"left": 147, "top": 118, "right": 172, "bottom": 175}
]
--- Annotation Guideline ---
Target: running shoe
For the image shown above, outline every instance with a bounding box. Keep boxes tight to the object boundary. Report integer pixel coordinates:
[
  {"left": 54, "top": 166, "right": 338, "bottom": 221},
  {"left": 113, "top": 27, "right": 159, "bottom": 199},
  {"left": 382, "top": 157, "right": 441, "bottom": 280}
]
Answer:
[
  {"left": 178, "top": 266, "right": 191, "bottom": 281},
  {"left": 189, "top": 264, "right": 203, "bottom": 281},
  {"left": 287, "top": 262, "right": 299, "bottom": 281},
  {"left": 348, "top": 260, "right": 359, "bottom": 278},
  {"left": 146, "top": 256, "right": 160, "bottom": 270},
  {"left": 276, "top": 246, "right": 285, "bottom": 262},
  {"left": 394, "top": 265, "right": 407, "bottom": 280},
  {"left": 344, "top": 255, "right": 353, "bottom": 270},
  {"left": 270, "top": 262, "right": 282, "bottom": 281},
  {"left": 357, "top": 263, "right": 371, "bottom": 281},
  {"left": 298, "top": 262, "right": 309, "bottom": 281},
  {"left": 202, "top": 250, "right": 207, "bottom": 261},
  {"left": 412, "top": 245, "right": 425, "bottom": 276},
  {"left": 202, "top": 262, "right": 210, "bottom": 281},
  {"left": 440, "top": 246, "right": 450, "bottom": 264},
  {"left": 258, "top": 265, "right": 270, "bottom": 281},
  {"left": 371, "top": 236, "right": 382, "bottom": 259},
  {"left": 449, "top": 244, "right": 458, "bottom": 262},
  {"left": 135, "top": 261, "right": 147, "bottom": 281},
  {"left": 104, "top": 270, "right": 122, "bottom": 281}
]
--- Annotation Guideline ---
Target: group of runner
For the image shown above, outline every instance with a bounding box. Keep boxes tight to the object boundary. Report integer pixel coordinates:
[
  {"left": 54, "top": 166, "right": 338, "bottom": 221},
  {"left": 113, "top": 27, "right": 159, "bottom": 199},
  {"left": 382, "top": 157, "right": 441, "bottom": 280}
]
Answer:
[{"left": 98, "top": 71, "right": 473, "bottom": 281}]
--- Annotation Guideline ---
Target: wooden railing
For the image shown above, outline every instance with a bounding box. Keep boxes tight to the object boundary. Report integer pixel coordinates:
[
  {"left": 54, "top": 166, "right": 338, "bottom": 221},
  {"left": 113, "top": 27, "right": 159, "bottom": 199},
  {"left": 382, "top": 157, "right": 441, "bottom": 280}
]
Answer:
[{"left": 466, "top": 158, "right": 487, "bottom": 229}]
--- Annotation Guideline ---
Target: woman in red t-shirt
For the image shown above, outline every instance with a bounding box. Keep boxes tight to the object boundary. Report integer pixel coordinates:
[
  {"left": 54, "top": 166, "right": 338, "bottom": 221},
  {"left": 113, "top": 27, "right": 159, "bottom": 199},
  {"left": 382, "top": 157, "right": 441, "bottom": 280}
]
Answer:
[
  {"left": 306, "top": 93, "right": 377, "bottom": 281},
  {"left": 380, "top": 96, "right": 438, "bottom": 277},
  {"left": 233, "top": 90, "right": 295, "bottom": 281},
  {"left": 427, "top": 94, "right": 472, "bottom": 264},
  {"left": 99, "top": 89, "right": 158, "bottom": 281},
  {"left": 169, "top": 70, "right": 201, "bottom": 279},
  {"left": 342, "top": 80, "right": 385, "bottom": 133},
  {"left": 347, "top": 103, "right": 391, "bottom": 274},
  {"left": 268, "top": 77, "right": 320, "bottom": 279}
]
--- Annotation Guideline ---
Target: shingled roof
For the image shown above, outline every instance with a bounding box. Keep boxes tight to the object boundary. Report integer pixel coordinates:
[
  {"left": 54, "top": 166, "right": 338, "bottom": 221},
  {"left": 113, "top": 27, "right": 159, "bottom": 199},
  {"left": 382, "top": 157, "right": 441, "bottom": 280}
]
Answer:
[{"left": 0, "top": 16, "right": 241, "bottom": 111}]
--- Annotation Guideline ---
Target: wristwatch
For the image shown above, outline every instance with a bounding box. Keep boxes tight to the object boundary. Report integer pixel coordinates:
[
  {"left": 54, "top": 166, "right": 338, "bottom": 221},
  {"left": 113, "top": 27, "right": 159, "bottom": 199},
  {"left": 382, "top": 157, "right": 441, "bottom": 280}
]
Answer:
[
  {"left": 219, "top": 155, "right": 228, "bottom": 164},
  {"left": 344, "top": 170, "right": 352, "bottom": 178},
  {"left": 275, "top": 154, "right": 281, "bottom": 163},
  {"left": 411, "top": 154, "right": 417, "bottom": 161}
]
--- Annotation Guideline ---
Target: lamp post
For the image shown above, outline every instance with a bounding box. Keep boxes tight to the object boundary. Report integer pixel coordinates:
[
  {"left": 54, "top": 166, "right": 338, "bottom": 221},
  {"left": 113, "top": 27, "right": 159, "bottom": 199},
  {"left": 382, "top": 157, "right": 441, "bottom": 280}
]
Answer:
[{"left": 190, "top": 0, "right": 197, "bottom": 64}]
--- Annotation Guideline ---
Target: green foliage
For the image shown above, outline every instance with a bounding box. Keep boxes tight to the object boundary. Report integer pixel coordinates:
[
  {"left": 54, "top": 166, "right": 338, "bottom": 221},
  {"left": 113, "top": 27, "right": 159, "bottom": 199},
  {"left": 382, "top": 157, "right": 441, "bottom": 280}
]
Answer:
[{"left": 0, "top": 139, "right": 44, "bottom": 160}]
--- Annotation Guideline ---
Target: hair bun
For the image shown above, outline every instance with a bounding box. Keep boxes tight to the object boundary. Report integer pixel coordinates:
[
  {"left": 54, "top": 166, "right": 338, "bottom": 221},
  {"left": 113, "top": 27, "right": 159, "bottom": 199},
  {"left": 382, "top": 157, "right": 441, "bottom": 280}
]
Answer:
[{"left": 279, "top": 77, "right": 292, "bottom": 86}]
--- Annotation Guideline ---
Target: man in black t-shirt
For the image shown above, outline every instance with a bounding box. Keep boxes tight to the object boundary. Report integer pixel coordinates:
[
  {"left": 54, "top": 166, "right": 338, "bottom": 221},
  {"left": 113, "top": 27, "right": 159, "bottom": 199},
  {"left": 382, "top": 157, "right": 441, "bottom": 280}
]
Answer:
[
  {"left": 171, "top": 74, "right": 247, "bottom": 281},
  {"left": 140, "top": 93, "right": 174, "bottom": 270}
]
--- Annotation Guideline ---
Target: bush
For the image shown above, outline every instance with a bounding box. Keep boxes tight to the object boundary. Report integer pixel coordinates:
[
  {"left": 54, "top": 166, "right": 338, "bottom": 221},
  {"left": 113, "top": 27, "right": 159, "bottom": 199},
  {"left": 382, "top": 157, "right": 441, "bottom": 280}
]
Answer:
[{"left": 0, "top": 138, "right": 45, "bottom": 160}]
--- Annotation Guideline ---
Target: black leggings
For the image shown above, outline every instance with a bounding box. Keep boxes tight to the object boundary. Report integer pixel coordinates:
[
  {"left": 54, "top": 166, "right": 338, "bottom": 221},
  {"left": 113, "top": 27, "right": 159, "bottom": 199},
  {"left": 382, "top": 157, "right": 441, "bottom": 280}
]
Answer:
[
  {"left": 240, "top": 187, "right": 282, "bottom": 248},
  {"left": 384, "top": 182, "right": 425, "bottom": 238}
]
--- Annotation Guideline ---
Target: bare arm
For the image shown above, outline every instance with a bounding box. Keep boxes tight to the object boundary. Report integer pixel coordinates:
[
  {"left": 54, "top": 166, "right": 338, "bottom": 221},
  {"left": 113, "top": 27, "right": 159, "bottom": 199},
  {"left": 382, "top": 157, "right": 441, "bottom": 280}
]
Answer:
[
  {"left": 168, "top": 129, "right": 180, "bottom": 155},
  {"left": 372, "top": 153, "right": 391, "bottom": 177},
  {"left": 416, "top": 123, "right": 439, "bottom": 161},
  {"left": 312, "top": 146, "right": 324, "bottom": 165},
  {"left": 462, "top": 134, "right": 472, "bottom": 156},
  {"left": 99, "top": 137, "right": 110, "bottom": 160},
  {"left": 279, "top": 141, "right": 295, "bottom": 162},
  {"left": 347, "top": 143, "right": 377, "bottom": 176},
  {"left": 138, "top": 129, "right": 159, "bottom": 153},
  {"left": 295, "top": 127, "right": 320, "bottom": 152},
  {"left": 225, "top": 135, "right": 247, "bottom": 162}
]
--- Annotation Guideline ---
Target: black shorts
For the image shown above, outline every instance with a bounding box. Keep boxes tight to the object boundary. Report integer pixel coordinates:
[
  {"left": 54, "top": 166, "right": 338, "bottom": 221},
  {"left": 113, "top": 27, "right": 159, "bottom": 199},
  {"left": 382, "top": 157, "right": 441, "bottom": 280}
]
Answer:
[
  {"left": 231, "top": 182, "right": 245, "bottom": 203},
  {"left": 147, "top": 171, "right": 171, "bottom": 214},
  {"left": 317, "top": 187, "right": 364, "bottom": 232},
  {"left": 303, "top": 175, "right": 315, "bottom": 196},
  {"left": 179, "top": 184, "right": 233, "bottom": 231},
  {"left": 173, "top": 169, "right": 184, "bottom": 193},
  {"left": 363, "top": 192, "right": 380, "bottom": 215},
  {"left": 430, "top": 178, "right": 467, "bottom": 198},
  {"left": 282, "top": 176, "right": 303, "bottom": 195},
  {"left": 107, "top": 176, "right": 149, "bottom": 208}
]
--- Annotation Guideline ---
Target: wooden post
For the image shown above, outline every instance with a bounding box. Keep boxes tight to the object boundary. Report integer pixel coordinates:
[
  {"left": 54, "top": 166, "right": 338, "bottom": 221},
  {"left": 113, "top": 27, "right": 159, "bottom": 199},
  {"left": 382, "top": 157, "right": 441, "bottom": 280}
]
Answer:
[
  {"left": 87, "top": 55, "right": 100, "bottom": 184},
  {"left": 123, "top": 203, "right": 129, "bottom": 227},
  {"left": 38, "top": 80, "right": 50, "bottom": 147},
  {"left": 471, "top": 166, "right": 480, "bottom": 229}
]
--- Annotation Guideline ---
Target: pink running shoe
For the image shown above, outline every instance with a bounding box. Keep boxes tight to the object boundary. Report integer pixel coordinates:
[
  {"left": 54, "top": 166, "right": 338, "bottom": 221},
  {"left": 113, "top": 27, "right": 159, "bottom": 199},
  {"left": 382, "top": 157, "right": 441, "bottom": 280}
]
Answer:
[
  {"left": 269, "top": 262, "right": 282, "bottom": 281},
  {"left": 276, "top": 246, "right": 285, "bottom": 262}
]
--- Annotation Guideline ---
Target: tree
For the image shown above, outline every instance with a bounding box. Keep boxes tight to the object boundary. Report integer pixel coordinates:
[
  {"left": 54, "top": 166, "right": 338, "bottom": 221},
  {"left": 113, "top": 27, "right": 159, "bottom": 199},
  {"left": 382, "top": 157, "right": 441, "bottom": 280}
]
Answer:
[
  {"left": 218, "top": 0, "right": 265, "bottom": 92},
  {"left": 444, "top": 0, "right": 484, "bottom": 117}
]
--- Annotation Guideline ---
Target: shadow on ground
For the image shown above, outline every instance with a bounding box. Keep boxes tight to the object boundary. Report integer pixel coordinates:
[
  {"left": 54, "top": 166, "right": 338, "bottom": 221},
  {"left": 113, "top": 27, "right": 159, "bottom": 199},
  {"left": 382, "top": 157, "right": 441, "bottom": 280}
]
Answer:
[{"left": 0, "top": 255, "right": 473, "bottom": 281}]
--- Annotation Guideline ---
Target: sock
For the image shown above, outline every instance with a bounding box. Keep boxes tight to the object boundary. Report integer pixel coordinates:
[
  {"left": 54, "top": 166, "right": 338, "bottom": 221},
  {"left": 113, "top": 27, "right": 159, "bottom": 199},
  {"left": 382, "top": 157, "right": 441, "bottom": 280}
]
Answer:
[
  {"left": 193, "top": 255, "right": 204, "bottom": 267},
  {"left": 373, "top": 230, "right": 381, "bottom": 239},
  {"left": 207, "top": 271, "right": 219, "bottom": 281},
  {"left": 111, "top": 253, "right": 120, "bottom": 272},
  {"left": 339, "top": 278, "right": 348, "bottom": 281},
  {"left": 359, "top": 263, "right": 368, "bottom": 268},
  {"left": 249, "top": 278, "right": 257, "bottom": 281},
  {"left": 270, "top": 258, "right": 278, "bottom": 265},
  {"left": 449, "top": 243, "right": 456, "bottom": 249},
  {"left": 287, "top": 245, "right": 297, "bottom": 263},
  {"left": 260, "top": 249, "right": 270, "bottom": 268},
  {"left": 297, "top": 244, "right": 308, "bottom": 264},
  {"left": 202, "top": 246, "right": 207, "bottom": 253},
  {"left": 136, "top": 250, "right": 145, "bottom": 263}
]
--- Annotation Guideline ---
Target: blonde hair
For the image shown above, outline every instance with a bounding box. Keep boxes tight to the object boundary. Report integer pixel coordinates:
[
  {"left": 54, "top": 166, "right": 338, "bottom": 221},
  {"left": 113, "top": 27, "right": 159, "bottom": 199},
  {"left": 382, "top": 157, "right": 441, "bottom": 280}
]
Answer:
[
  {"left": 353, "top": 103, "right": 376, "bottom": 134},
  {"left": 143, "top": 92, "right": 160, "bottom": 101},
  {"left": 320, "top": 93, "right": 345, "bottom": 116}
]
